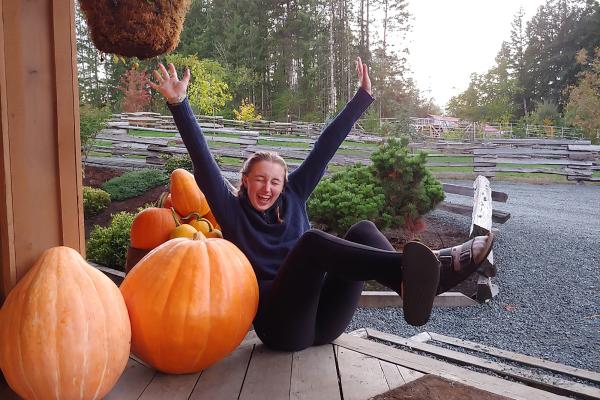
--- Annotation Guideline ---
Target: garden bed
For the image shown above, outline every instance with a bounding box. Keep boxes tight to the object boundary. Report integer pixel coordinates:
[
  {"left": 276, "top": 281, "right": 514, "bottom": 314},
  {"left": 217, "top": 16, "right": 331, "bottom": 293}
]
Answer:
[{"left": 83, "top": 165, "right": 475, "bottom": 294}]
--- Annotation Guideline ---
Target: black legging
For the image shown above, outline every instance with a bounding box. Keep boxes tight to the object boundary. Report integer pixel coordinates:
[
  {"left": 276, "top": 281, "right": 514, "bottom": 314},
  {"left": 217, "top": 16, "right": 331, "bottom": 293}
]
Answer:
[{"left": 253, "top": 220, "right": 403, "bottom": 351}]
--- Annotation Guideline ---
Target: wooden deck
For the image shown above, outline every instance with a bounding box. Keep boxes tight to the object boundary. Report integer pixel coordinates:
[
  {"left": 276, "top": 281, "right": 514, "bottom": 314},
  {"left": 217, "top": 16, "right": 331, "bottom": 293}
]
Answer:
[{"left": 2, "top": 330, "right": 598, "bottom": 400}]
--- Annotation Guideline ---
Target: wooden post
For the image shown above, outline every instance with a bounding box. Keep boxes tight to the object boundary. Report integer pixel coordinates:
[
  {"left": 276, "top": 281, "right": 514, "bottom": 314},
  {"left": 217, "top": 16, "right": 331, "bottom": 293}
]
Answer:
[
  {"left": 470, "top": 176, "right": 497, "bottom": 301},
  {"left": 0, "top": 0, "right": 83, "bottom": 301}
]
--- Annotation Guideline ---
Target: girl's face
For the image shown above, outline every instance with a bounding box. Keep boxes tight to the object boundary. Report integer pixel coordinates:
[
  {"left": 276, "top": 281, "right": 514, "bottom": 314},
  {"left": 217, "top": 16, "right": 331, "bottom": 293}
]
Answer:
[{"left": 242, "top": 160, "right": 286, "bottom": 212}]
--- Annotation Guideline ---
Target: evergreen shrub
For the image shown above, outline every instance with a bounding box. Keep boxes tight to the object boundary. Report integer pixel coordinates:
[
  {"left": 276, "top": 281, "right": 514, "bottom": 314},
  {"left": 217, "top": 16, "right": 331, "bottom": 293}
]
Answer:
[
  {"left": 371, "top": 137, "right": 445, "bottom": 227},
  {"left": 308, "top": 137, "right": 445, "bottom": 233},
  {"left": 83, "top": 186, "right": 111, "bottom": 217},
  {"left": 308, "top": 165, "right": 390, "bottom": 234},
  {"left": 102, "top": 168, "right": 168, "bottom": 201},
  {"left": 87, "top": 211, "right": 135, "bottom": 271}
]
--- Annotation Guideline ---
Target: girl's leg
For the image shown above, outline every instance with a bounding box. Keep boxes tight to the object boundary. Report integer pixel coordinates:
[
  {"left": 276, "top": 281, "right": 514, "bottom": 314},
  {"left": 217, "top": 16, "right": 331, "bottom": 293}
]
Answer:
[
  {"left": 314, "top": 221, "right": 396, "bottom": 345},
  {"left": 254, "top": 221, "right": 404, "bottom": 351}
]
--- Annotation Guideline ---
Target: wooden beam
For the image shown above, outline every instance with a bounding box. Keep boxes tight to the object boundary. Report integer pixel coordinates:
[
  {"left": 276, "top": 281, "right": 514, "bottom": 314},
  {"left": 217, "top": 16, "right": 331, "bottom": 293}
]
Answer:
[
  {"left": 428, "top": 332, "right": 600, "bottom": 384},
  {"left": 0, "top": 0, "right": 83, "bottom": 300},
  {"left": 442, "top": 183, "right": 509, "bottom": 202},
  {"left": 365, "top": 329, "right": 600, "bottom": 400}
]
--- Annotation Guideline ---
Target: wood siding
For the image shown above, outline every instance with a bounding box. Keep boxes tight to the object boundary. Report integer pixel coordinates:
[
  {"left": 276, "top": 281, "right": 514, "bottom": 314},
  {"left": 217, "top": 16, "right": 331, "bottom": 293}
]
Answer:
[{"left": 0, "top": 0, "right": 83, "bottom": 301}]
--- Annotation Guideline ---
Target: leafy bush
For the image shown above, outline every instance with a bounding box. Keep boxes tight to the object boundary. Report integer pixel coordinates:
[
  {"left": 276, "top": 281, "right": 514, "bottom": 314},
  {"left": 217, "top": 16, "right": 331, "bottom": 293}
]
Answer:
[
  {"left": 80, "top": 105, "right": 110, "bottom": 160},
  {"left": 87, "top": 211, "right": 135, "bottom": 270},
  {"left": 83, "top": 186, "right": 110, "bottom": 218},
  {"left": 161, "top": 153, "right": 194, "bottom": 174},
  {"left": 371, "top": 137, "right": 445, "bottom": 227},
  {"left": 308, "top": 165, "right": 390, "bottom": 234},
  {"left": 102, "top": 168, "right": 168, "bottom": 201},
  {"left": 234, "top": 98, "right": 262, "bottom": 121}
]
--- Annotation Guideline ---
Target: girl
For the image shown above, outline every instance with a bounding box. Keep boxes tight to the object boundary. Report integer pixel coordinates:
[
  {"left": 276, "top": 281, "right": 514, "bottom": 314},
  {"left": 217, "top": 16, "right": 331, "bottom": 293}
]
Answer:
[{"left": 149, "top": 58, "right": 493, "bottom": 351}]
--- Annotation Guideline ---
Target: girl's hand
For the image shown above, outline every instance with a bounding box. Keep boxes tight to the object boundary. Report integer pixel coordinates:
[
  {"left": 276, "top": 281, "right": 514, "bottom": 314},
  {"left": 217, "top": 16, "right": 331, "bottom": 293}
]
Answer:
[
  {"left": 148, "top": 63, "right": 190, "bottom": 104},
  {"left": 356, "top": 56, "right": 371, "bottom": 95}
]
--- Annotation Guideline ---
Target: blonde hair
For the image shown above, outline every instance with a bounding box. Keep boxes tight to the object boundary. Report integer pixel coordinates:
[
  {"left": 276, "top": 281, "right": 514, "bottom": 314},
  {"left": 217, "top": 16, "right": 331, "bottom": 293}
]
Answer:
[
  {"left": 239, "top": 151, "right": 288, "bottom": 190},
  {"left": 239, "top": 151, "right": 288, "bottom": 223}
]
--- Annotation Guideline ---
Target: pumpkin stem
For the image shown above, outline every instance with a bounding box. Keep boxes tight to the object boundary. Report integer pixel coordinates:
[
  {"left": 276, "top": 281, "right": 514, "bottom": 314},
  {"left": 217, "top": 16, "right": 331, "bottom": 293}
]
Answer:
[
  {"left": 170, "top": 207, "right": 182, "bottom": 226},
  {"left": 192, "top": 232, "right": 207, "bottom": 241},
  {"left": 181, "top": 211, "right": 203, "bottom": 221},
  {"left": 157, "top": 192, "right": 169, "bottom": 207}
]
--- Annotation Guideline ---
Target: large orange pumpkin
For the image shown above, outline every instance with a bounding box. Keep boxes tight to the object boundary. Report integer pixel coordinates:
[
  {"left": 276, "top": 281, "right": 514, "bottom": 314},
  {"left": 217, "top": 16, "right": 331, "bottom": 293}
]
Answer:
[
  {"left": 170, "top": 168, "right": 210, "bottom": 217},
  {"left": 130, "top": 207, "right": 178, "bottom": 250},
  {"left": 120, "top": 235, "right": 258, "bottom": 374},
  {"left": 0, "top": 246, "right": 131, "bottom": 400}
]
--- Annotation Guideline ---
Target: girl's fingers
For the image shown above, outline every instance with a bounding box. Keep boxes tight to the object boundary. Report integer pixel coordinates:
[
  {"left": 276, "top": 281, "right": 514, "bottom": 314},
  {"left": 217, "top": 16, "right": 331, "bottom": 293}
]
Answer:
[
  {"left": 182, "top": 68, "right": 191, "bottom": 85},
  {"left": 168, "top": 63, "right": 178, "bottom": 80},
  {"left": 147, "top": 80, "right": 159, "bottom": 90},
  {"left": 152, "top": 69, "right": 164, "bottom": 83},
  {"left": 158, "top": 63, "right": 170, "bottom": 80}
]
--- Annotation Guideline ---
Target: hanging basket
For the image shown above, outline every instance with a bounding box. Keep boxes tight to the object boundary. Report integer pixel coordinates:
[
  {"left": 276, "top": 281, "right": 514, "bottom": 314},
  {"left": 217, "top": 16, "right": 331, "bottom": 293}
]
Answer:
[{"left": 79, "top": 0, "right": 192, "bottom": 59}]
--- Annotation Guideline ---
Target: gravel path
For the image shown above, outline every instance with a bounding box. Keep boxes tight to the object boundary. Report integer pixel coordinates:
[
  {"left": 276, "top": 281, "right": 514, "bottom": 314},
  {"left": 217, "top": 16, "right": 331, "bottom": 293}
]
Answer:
[{"left": 347, "top": 180, "right": 600, "bottom": 372}]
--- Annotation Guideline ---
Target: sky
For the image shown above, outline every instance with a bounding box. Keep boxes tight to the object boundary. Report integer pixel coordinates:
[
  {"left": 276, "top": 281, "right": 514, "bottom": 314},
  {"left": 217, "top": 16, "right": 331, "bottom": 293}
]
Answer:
[{"left": 403, "top": 0, "right": 547, "bottom": 111}]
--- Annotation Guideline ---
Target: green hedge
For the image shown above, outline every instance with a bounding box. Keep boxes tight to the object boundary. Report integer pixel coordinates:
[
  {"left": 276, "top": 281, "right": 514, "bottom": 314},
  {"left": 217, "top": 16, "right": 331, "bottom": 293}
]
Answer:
[
  {"left": 86, "top": 211, "right": 135, "bottom": 270},
  {"left": 102, "top": 168, "right": 168, "bottom": 201},
  {"left": 83, "top": 186, "right": 110, "bottom": 218}
]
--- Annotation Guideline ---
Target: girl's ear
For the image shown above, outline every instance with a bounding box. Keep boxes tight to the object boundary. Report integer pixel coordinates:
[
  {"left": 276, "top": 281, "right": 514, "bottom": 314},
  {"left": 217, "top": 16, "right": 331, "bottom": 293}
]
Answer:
[{"left": 241, "top": 175, "right": 248, "bottom": 188}]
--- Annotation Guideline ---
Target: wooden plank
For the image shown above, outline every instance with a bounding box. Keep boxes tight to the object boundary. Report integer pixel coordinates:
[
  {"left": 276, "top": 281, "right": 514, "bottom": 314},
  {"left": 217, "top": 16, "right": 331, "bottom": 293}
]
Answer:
[
  {"left": 138, "top": 371, "right": 201, "bottom": 400},
  {"left": 239, "top": 344, "right": 293, "bottom": 400},
  {"left": 336, "top": 346, "right": 391, "bottom": 400},
  {"left": 429, "top": 332, "right": 600, "bottom": 384},
  {"left": 290, "top": 344, "right": 341, "bottom": 400},
  {"left": 380, "top": 360, "right": 406, "bottom": 389},
  {"left": 365, "top": 329, "right": 600, "bottom": 400},
  {"left": 474, "top": 148, "right": 569, "bottom": 156},
  {"left": 471, "top": 175, "right": 492, "bottom": 234},
  {"left": 569, "top": 144, "right": 600, "bottom": 151},
  {"left": 395, "top": 365, "right": 425, "bottom": 384},
  {"left": 474, "top": 157, "right": 592, "bottom": 166},
  {"left": 437, "top": 202, "right": 511, "bottom": 224},
  {"left": 0, "top": 0, "right": 16, "bottom": 300},
  {"left": 333, "top": 333, "right": 568, "bottom": 400},
  {"left": 474, "top": 166, "right": 592, "bottom": 176},
  {"left": 358, "top": 291, "right": 479, "bottom": 308},
  {"left": 189, "top": 345, "right": 254, "bottom": 400},
  {"left": 442, "top": 183, "right": 508, "bottom": 202},
  {"left": 105, "top": 358, "right": 156, "bottom": 400}
]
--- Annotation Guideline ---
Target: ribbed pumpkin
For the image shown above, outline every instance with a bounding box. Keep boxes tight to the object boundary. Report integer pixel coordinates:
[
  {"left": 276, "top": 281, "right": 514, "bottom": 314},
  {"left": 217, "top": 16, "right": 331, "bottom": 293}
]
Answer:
[
  {"left": 170, "top": 168, "right": 210, "bottom": 217},
  {"left": 0, "top": 246, "right": 131, "bottom": 400},
  {"left": 120, "top": 235, "right": 258, "bottom": 374},
  {"left": 130, "top": 207, "right": 178, "bottom": 250}
]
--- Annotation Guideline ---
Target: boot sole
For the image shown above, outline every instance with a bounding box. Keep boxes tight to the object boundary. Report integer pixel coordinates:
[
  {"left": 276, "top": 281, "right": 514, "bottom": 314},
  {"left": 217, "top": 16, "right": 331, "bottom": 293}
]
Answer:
[{"left": 402, "top": 241, "right": 440, "bottom": 326}]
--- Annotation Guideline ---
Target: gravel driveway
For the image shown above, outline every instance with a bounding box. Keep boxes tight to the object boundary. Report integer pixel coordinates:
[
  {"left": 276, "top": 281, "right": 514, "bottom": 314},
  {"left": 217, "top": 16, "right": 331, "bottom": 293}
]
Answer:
[{"left": 348, "top": 180, "right": 600, "bottom": 371}]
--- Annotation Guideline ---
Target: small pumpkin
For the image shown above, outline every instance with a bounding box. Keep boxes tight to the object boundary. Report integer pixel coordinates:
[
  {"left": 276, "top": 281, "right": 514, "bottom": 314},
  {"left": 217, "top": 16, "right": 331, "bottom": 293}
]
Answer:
[
  {"left": 169, "top": 223, "right": 199, "bottom": 239},
  {"left": 170, "top": 168, "right": 210, "bottom": 217},
  {"left": 0, "top": 246, "right": 131, "bottom": 399},
  {"left": 120, "top": 234, "right": 258, "bottom": 374},
  {"left": 184, "top": 212, "right": 213, "bottom": 235},
  {"left": 130, "top": 207, "right": 179, "bottom": 250}
]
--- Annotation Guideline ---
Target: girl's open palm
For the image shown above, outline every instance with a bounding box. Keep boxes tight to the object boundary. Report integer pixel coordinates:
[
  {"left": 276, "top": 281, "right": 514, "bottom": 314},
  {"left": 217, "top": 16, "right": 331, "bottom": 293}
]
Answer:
[
  {"left": 356, "top": 57, "right": 371, "bottom": 95},
  {"left": 148, "top": 63, "right": 190, "bottom": 102}
]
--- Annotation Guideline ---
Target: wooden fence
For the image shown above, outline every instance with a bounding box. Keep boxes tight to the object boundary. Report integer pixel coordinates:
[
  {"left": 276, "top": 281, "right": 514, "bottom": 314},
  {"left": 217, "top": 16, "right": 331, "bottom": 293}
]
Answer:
[{"left": 86, "top": 113, "right": 600, "bottom": 183}]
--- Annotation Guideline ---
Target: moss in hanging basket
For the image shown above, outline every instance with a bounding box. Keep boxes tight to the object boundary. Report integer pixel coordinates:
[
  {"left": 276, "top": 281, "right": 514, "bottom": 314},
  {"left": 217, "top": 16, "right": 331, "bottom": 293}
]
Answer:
[{"left": 79, "top": 0, "right": 192, "bottom": 59}]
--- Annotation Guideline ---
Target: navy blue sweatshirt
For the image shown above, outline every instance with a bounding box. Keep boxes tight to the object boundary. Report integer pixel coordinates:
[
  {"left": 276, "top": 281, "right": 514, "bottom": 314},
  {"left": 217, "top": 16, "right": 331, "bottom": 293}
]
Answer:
[{"left": 168, "top": 89, "right": 374, "bottom": 281}]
